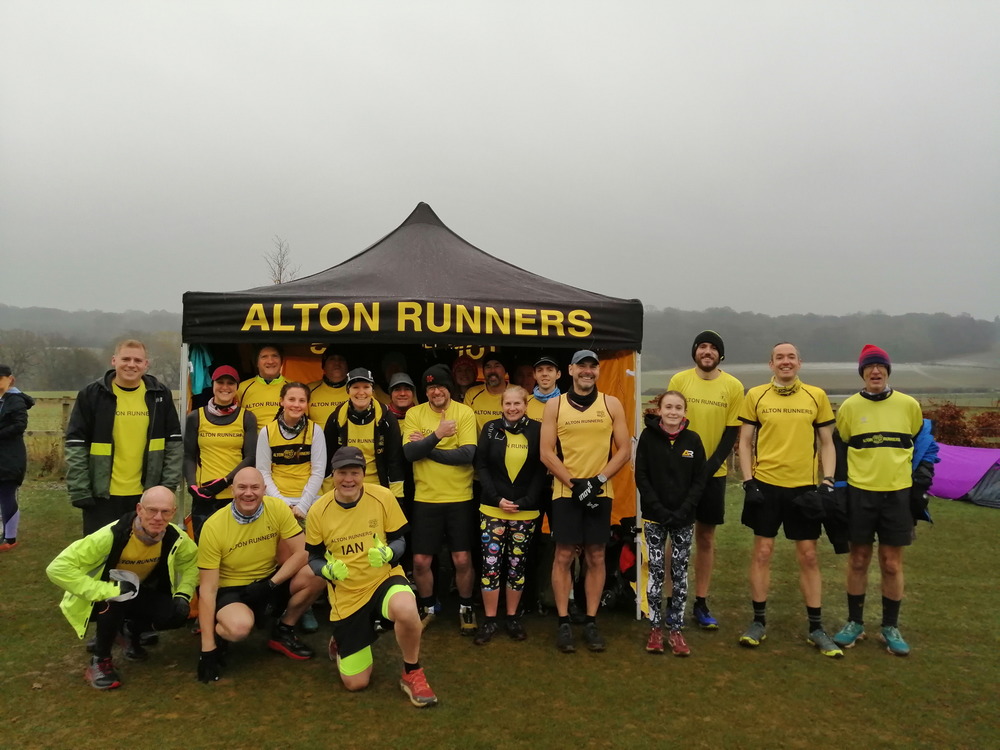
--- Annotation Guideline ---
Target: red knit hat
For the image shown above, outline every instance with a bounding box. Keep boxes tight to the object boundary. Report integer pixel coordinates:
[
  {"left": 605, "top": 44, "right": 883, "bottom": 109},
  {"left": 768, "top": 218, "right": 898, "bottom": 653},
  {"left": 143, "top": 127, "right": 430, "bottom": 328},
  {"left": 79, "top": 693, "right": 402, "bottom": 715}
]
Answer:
[{"left": 858, "top": 344, "right": 891, "bottom": 375}]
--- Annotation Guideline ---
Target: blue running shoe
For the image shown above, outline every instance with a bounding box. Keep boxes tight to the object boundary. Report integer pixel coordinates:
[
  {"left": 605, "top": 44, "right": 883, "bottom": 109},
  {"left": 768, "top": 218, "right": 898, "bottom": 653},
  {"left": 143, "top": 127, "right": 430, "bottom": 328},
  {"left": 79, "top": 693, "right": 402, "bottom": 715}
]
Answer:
[
  {"left": 693, "top": 605, "right": 719, "bottom": 630},
  {"left": 833, "top": 621, "right": 866, "bottom": 648},
  {"left": 879, "top": 626, "right": 910, "bottom": 656}
]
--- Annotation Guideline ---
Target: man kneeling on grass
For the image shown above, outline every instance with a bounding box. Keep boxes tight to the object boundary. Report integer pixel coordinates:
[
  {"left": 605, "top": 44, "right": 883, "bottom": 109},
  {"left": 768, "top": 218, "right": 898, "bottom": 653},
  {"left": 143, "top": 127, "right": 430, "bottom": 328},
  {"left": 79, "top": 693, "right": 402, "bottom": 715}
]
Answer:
[
  {"left": 195, "top": 467, "right": 326, "bottom": 682},
  {"left": 307, "top": 446, "right": 437, "bottom": 707},
  {"left": 46, "top": 486, "right": 197, "bottom": 690}
]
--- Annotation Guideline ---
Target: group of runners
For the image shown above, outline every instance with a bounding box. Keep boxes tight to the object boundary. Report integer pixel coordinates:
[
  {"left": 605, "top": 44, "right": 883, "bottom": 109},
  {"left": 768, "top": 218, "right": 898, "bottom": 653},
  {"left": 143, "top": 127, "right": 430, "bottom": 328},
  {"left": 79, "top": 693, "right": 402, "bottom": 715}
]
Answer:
[{"left": 42, "top": 331, "right": 935, "bottom": 707}]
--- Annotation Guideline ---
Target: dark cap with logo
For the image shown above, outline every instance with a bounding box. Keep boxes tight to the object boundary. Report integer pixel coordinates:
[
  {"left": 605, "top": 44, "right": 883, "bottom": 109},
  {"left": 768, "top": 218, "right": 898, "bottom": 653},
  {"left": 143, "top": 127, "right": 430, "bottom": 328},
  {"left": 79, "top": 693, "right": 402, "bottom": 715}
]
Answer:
[{"left": 330, "top": 446, "right": 366, "bottom": 471}]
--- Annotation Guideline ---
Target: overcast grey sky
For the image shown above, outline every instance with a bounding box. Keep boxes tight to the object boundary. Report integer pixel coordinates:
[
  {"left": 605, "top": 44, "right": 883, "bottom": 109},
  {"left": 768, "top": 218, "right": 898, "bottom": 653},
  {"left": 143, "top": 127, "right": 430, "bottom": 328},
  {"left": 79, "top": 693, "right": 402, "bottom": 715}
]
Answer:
[{"left": 2, "top": 1, "right": 998, "bottom": 320}]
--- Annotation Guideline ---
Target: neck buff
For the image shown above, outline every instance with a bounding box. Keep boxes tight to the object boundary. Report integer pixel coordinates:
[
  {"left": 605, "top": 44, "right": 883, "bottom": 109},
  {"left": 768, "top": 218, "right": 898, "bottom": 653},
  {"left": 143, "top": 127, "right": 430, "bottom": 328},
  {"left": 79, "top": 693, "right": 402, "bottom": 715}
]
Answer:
[
  {"left": 502, "top": 415, "right": 531, "bottom": 434},
  {"left": 860, "top": 386, "right": 893, "bottom": 402},
  {"left": 348, "top": 403, "right": 375, "bottom": 425},
  {"left": 206, "top": 398, "right": 238, "bottom": 417},
  {"left": 387, "top": 403, "right": 410, "bottom": 419},
  {"left": 770, "top": 377, "right": 802, "bottom": 396},
  {"left": 323, "top": 376, "right": 347, "bottom": 388},
  {"left": 132, "top": 514, "right": 166, "bottom": 545},
  {"left": 660, "top": 417, "right": 688, "bottom": 440},
  {"left": 568, "top": 388, "right": 598, "bottom": 409},
  {"left": 276, "top": 412, "right": 308, "bottom": 439},
  {"left": 231, "top": 500, "right": 264, "bottom": 525},
  {"left": 533, "top": 385, "right": 561, "bottom": 403}
]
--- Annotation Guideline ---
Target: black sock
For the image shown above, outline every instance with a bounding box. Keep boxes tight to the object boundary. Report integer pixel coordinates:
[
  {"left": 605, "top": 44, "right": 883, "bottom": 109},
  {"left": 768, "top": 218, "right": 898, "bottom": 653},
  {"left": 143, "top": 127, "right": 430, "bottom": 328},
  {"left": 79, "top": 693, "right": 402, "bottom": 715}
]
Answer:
[
  {"left": 848, "top": 593, "right": 866, "bottom": 624},
  {"left": 459, "top": 596, "right": 473, "bottom": 608},
  {"left": 584, "top": 615, "right": 596, "bottom": 625},
  {"left": 695, "top": 596, "right": 708, "bottom": 610},
  {"left": 807, "top": 606, "right": 823, "bottom": 632},
  {"left": 558, "top": 615, "right": 570, "bottom": 626},
  {"left": 881, "top": 596, "right": 901, "bottom": 628},
  {"left": 752, "top": 600, "right": 767, "bottom": 625},
  {"left": 483, "top": 615, "right": 496, "bottom": 624},
  {"left": 417, "top": 595, "right": 436, "bottom": 610},
  {"left": 404, "top": 661, "right": 421, "bottom": 673},
  {"left": 277, "top": 621, "right": 295, "bottom": 633}
]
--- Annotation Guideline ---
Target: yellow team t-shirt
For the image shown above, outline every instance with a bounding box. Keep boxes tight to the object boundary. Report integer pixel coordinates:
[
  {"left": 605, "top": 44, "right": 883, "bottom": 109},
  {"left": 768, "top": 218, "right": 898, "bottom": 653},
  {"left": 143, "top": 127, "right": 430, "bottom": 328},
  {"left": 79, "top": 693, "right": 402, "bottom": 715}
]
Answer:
[
  {"left": 464, "top": 385, "right": 504, "bottom": 432},
  {"left": 306, "top": 484, "right": 408, "bottom": 620},
  {"left": 308, "top": 380, "right": 348, "bottom": 428},
  {"left": 197, "top": 496, "right": 302, "bottom": 586},
  {"left": 668, "top": 368, "right": 745, "bottom": 478},
  {"left": 116, "top": 533, "right": 162, "bottom": 583},
  {"left": 836, "top": 391, "right": 923, "bottom": 492},
  {"left": 402, "top": 400, "right": 477, "bottom": 503},
  {"left": 739, "top": 382, "right": 835, "bottom": 488},
  {"left": 110, "top": 382, "right": 149, "bottom": 496},
  {"left": 551, "top": 393, "right": 616, "bottom": 500},
  {"left": 238, "top": 376, "right": 285, "bottom": 427}
]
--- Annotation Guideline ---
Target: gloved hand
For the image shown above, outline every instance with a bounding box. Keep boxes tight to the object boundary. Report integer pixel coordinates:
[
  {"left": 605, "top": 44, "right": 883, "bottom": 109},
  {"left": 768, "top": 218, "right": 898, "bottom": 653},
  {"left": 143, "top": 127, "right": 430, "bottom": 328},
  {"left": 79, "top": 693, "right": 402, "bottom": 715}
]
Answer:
[
  {"left": 199, "top": 478, "right": 230, "bottom": 498},
  {"left": 910, "top": 484, "right": 931, "bottom": 523},
  {"left": 71, "top": 497, "right": 97, "bottom": 510},
  {"left": 571, "top": 477, "right": 604, "bottom": 509},
  {"left": 197, "top": 649, "right": 222, "bottom": 683},
  {"left": 666, "top": 503, "right": 694, "bottom": 529},
  {"left": 242, "top": 577, "right": 276, "bottom": 607},
  {"left": 743, "top": 479, "right": 766, "bottom": 506},
  {"left": 107, "top": 570, "right": 141, "bottom": 602},
  {"left": 321, "top": 555, "right": 349, "bottom": 582},
  {"left": 188, "top": 484, "right": 211, "bottom": 502},
  {"left": 367, "top": 534, "right": 393, "bottom": 568},
  {"left": 171, "top": 595, "right": 191, "bottom": 622},
  {"left": 816, "top": 481, "right": 836, "bottom": 495}
]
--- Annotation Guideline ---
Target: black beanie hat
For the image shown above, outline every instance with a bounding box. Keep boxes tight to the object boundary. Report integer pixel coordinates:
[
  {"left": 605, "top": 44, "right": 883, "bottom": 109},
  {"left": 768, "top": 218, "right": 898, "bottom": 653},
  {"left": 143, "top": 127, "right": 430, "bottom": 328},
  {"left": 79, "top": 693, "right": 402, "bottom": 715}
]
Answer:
[
  {"left": 692, "top": 330, "right": 725, "bottom": 362},
  {"left": 421, "top": 363, "right": 454, "bottom": 391}
]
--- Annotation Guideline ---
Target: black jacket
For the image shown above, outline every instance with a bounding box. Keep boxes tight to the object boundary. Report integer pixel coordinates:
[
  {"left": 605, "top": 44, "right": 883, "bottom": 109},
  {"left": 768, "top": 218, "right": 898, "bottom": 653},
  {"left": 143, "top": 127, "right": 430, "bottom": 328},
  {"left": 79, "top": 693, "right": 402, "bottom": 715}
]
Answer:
[
  {"left": 474, "top": 417, "right": 548, "bottom": 512},
  {"left": 0, "top": 389, "right": 34, "bottom": 484},
  {"left": 635, "top": 414, "right": 707, "bottom": 527}
]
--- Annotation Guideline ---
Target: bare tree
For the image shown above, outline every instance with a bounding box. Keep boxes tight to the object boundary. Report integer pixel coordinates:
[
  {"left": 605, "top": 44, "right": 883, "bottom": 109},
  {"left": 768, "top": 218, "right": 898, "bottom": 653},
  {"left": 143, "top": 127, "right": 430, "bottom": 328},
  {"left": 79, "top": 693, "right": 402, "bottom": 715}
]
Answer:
[
  {"left": 0, "top": 329, "right": 45, "bottom": 380},
  {"left": 264, "top": 235, "right": 300, "bottom": 284}
]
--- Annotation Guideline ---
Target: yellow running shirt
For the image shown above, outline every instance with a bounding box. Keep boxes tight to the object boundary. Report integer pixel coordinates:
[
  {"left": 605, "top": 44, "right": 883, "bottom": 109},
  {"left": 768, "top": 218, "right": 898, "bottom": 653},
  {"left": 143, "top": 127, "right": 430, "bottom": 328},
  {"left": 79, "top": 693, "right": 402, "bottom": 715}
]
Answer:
[
  {"left": 197, "top": 497, "right": 302, "bottom": 586},
  {"left": 110, "top": 382, "right": 149, "bottom": 496},
  {"left": 306, "top": 484, "right": 408, "bottom": 620},
  {"left": 116, "top": 533, "right": 162, "bottom": 583},
  {"left": 464, "top": 384, "right": 504, "bottom": 432},
  {"left": 668, "top": 368, "right": 745, "bottom": 478},
  {"left": 308, "top": 380, "right": 348, "bottom": 428},
  {"left": 551, "top": 393, "right": 616, "bottom": 500},
  {"left": 194, "top": 408, "right": 246, "bottom": 500},
  {"left": 238, "top": 376, "right": 285, "bottom": 427},
  {"left": 402, "top": 400, "right": 477, "bottom": 503}
]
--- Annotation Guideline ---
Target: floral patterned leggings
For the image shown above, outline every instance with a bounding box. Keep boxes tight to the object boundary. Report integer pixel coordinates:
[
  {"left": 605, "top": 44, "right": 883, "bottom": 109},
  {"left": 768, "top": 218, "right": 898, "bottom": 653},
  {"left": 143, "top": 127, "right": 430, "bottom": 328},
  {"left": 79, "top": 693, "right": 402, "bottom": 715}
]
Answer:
[{"left": 644, "top": 521, "right": 694, "bottom": 629}]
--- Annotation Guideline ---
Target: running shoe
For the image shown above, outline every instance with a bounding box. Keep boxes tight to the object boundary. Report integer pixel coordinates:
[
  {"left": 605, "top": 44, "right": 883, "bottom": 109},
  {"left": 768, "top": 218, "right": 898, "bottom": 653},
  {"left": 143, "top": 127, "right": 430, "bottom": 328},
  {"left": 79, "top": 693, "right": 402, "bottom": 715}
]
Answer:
[
  {"left": 693, "top": 605, "right": 719, "bottom": 630},
  {"left": 739, "top": 621, "right": 767, "bottom": 648},
  {"left": 583, "top": 622, "right": 606, "bottom": 652},
  {"left": 879, "top": 626, "right": 911, "bottom": 656},
  {"left": 400, "top": 667, "right": 438, "bottom": 708},
  {"left": 833, "top": 621, "right": 866, "bottom": 648},
  {"left": 808, "top": 628, "right": 845, "bottom": 658},
  {"left": 646, "top": 627, "right": 664, "bottom": 654},
  {"left": 85, "top": 656, "right": 122, "bottom": 690},
  {"left": 473, "top": 620, "right": 499, "bottom": 646},
  {"left": 505, "top": 617, "right": 527, "bottom": 642},
  {"left": 556, "top": 623, "right": 576, "bottom": 653},
  {"left": 267, "top": 626, "right": 315, "bottom": 660},
  {"left": 0, "top": 541, "right": 19, "bottom": 551},
  {"left": 122, "top": 621, "right": 148, "bottom": 661},
  {"left": 667, "top": 630, "right": 691, "bottom": 657},
  {"left": 459, "top": 604, "right": 477, "bottom": 636}
]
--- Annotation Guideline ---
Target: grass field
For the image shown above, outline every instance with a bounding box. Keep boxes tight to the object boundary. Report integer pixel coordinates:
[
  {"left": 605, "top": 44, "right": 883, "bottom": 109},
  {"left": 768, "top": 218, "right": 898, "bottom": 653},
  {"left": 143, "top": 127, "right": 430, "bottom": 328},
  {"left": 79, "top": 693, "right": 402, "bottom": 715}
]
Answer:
[{"left": 3, "top": 482, "right": 999, "bottom": 749}]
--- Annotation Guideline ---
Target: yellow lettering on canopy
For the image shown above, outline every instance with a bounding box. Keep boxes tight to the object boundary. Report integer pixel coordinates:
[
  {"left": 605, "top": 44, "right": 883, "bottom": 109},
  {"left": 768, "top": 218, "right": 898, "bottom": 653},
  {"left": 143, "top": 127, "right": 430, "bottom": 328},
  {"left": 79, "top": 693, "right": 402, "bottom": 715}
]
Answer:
[
  {"left": 320, "top": 303, "right": 350, "bottom": 332},
  {"left": 514, "top": 308, "right": 538, "bottom": 336},
  {"left": 456, "top": 305, "right": 481, "bottom": 334},
  {"left": 539, "top": 309, "right": 565, "bottom": 337},
  {"left": 293, "top": 303, "right": 318, "bottom": 329},
  {"left": 426, "top": 302, "right": 452, "bottom": 333},
  {"left": 242, "top": 304, "right": 270, "bottom": 332},
  {"left": 485, "top": 306, "right": 510, "bottom": 335},
  {"left": 398, "top": 302, "right": 422, "bottom": 332},
  {"left": 355, "top": 302, "right": 379, "bottom": 332},
  {"left": 272, "top": 304, "right": 295, "bottom": 332},
  {"left": 567, "top": 309, "right": 593, "bottom": 338}
]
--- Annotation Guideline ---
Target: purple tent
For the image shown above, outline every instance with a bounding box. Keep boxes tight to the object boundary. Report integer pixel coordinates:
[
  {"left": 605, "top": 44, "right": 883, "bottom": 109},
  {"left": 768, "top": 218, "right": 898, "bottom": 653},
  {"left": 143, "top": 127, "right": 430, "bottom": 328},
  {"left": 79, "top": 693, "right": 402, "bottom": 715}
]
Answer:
[{"left": 931, "top": 443, "right": 1000, "bottom": 509}]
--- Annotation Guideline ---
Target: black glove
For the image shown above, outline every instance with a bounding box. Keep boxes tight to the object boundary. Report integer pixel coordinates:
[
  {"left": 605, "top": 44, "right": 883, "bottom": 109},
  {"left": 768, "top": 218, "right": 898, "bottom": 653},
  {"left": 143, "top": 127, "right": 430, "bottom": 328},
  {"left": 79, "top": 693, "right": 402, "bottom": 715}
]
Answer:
[
  {"left": 571, "top": 477, "right": 604, "bottom": 510},
  {"left": 171, "top": 595, "right": 191, "bottom": 622},
  {"left": 912, "top": 461, "right": 935, "bottom": 487},
  {"left": 197, "top": 649, "right": 222, "bottom": 683},
  {"left": 666, "top": 503, "right": 694, "bottom": 529},
  {"left": 910, "top": 485, "right": 931, "bottom": 524},
  {"left": 743, "top": 479, "right": 765, "bottom": 507},
  {"left": 116, "top": 580, "right": 138, "bottom": 598},
  {"left": 199, "top": 478, "right": 230, "bottom": 498},
  {"left": 242, "top": 577, "right": 276, "bottom": 607},
  {"left": 71, "top": 497, "right": 97, "bottom": 510}
]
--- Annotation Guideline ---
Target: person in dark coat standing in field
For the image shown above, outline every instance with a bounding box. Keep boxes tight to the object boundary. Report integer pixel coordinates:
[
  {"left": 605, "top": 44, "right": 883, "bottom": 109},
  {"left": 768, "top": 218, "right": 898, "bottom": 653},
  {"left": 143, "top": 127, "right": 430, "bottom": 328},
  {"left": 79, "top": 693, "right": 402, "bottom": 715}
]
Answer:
[{"left": 0, "top": 363, "right": 34, "bottom": 550}]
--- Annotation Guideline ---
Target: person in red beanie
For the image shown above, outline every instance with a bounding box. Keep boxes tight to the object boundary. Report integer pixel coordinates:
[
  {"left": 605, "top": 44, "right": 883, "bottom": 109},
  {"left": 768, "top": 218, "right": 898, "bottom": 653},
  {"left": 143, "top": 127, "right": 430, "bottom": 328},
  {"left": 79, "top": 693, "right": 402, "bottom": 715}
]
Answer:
[{"left": 832, "top": 344, "right": 924, "bottom": 656}]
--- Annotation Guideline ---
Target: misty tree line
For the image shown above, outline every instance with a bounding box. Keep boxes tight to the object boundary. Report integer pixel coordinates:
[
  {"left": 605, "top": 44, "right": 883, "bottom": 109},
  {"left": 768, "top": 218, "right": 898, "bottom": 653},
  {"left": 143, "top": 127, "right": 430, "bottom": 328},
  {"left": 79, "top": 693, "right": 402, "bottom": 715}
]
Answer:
[
  {"left": 641, "top": 308, "right": 999, "bottom": 370},
  {"left": 0, "top": 306, "right": 996, "bottom": 391}
]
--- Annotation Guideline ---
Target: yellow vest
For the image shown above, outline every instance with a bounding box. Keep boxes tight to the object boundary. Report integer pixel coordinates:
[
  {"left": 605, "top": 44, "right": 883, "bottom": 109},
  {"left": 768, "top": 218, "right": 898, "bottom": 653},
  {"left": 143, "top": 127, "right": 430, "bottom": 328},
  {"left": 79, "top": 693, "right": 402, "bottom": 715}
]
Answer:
[
  {"left": 265, "top": 420, "right": 316, "bottom": 499},
  {"left": 551, "top": 393, "right": 615, "bottom": 500},
  {"left": 195, "top": 408, "right": 246, "bottom": 500}
]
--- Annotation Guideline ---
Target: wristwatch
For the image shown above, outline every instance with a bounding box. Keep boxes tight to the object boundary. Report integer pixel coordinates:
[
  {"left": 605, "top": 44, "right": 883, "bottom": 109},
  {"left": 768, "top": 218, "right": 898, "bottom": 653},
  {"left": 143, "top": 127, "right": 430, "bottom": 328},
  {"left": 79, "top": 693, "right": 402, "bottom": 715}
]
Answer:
[{"left": 597, "top": 474, "right": 608, "bottom": 484}]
